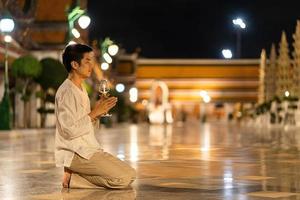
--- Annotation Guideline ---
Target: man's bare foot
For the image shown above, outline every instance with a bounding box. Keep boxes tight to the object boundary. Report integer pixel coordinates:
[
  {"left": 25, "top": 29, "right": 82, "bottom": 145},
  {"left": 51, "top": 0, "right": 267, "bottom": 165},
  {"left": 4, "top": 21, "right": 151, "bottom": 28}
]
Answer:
[{"left": 62, "top": 168, "right": 72, "bottom": 188}]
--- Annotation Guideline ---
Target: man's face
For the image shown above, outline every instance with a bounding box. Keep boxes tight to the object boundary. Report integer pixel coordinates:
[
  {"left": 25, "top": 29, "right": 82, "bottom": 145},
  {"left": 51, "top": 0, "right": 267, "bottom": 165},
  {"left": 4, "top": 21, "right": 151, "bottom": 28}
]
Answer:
[{"left": 75, "top": 51, "right": 95, "bottom": 79}]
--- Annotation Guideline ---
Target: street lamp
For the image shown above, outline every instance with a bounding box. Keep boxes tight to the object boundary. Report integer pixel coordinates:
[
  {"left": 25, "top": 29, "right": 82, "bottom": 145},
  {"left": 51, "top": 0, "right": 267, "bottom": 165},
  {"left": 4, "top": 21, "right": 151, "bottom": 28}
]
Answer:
[
  {"left": 0, "top": 13, "right": 15, "bottom": 130},
  {"left": 222, "top": 49, "right": 233, "bottom": 59},
  {"left": 232, "top": 17, "right": 246, "bottom": 58},
  {"left": 100, "top": 38, "right": 119, "bottom": 71},
  {"left": 67, "top": 6, "right": 90, "bottom": 42},
  {"left": 78, "top": 15, "right": 91, "bottom": 29}
]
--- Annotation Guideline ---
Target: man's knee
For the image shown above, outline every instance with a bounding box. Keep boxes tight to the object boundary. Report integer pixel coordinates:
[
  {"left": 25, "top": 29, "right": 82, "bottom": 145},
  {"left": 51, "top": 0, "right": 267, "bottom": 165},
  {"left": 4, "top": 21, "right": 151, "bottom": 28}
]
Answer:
[
  {"left": 107, "top": 174, "right": 135, "bottom": 189},
  {"left": 128, "top": 166, "right": 136, "bottom": 179}
]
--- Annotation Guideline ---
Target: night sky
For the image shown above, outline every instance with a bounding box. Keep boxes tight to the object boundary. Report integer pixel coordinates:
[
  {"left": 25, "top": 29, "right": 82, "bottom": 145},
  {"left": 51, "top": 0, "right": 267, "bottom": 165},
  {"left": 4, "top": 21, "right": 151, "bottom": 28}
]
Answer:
[{"left": 87, "top": 0, "right": 300, "bottom": 59}]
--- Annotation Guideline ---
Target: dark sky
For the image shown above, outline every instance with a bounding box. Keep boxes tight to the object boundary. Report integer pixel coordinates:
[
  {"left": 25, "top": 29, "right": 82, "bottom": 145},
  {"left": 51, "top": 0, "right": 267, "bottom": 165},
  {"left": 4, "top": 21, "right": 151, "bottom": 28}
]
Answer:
[{"left": 87, "top": 0, "right": 300, "bottom": 59}]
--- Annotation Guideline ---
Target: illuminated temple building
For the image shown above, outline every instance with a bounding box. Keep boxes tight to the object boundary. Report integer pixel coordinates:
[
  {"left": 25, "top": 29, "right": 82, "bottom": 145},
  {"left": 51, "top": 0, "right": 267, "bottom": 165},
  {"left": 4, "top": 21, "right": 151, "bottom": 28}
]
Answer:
[{"left": 0, "top": 0, "right": 261, "bottom": 126}]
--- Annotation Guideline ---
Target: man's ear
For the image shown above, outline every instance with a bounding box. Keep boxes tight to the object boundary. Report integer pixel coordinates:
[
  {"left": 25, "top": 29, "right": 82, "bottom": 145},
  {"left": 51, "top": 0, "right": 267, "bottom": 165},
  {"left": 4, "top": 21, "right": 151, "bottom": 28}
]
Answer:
[{"left": 71, "top": 61, "right": 79, "bottom": 70}]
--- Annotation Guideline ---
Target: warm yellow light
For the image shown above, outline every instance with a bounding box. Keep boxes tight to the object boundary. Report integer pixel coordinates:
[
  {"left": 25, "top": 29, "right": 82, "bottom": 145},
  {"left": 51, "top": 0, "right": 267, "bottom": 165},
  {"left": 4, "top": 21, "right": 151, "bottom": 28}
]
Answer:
[
  {"left": 101, "top": 62, "right": 109, "bottom": 70},
  {"left": 129, "top": 87, "right": 138, "bottom": 102},
  {"left": 199, "top": 90, "right": 208, "bottom": 97},
  {"left": 4, "top": 35, "right": 12, "bottom": 43},
  {"left": 71, "top": 28, "right": 80, "bottom": 38},
  {"left": 67, "top": 40, "right": 76, "bottom": 46},
  {"left": 203, "top": 95, "right": 211, "bottom": 103},
  {"left": 78, "top": 15, "right": 91, "bottom": 29},
  {"left": 103, "top": 53, "right": 112, "bottom": 64},
  {"left": 108, "top": 44, "right": 119, "bottom": 56},
  {"left": 285, "top": 91, "right": 290, "bottom": 97}
]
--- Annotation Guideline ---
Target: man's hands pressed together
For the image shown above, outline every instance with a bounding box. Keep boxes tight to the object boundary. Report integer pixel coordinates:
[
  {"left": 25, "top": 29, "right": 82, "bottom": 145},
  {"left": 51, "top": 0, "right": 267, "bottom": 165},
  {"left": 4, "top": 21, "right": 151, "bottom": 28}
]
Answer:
[{"left": 89, "top": 97, "right": 117, "bottom": 120}]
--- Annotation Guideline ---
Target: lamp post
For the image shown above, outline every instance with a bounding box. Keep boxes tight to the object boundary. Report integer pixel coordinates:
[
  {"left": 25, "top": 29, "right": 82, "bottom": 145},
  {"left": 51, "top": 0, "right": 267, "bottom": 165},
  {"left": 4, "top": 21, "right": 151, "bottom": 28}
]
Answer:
[
  {"left": 222, "top": 49, "right": 233, "bottom": 59},
  {"left": 0, "top": 13, "right": 15, "bottom": 130},
  {"left": 67, "top": 6, "right": 91, "bottom": 42},
  {"left": 232, "top": 18, "right": 246, "bottom": 58},
  {"left": 100, "top": 37, "right": 119, "bottom": 71}
]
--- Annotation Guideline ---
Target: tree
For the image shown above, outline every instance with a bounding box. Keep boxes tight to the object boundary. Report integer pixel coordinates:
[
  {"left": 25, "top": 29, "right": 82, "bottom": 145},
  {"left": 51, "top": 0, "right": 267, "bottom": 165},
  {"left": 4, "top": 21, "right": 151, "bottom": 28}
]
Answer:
[
  {"left": 0, "top": 90, "right": 11, "bottom": 130},
  {"left": 35, "top": 58, "right": 68, "bottom": 127},
  {"left": 11, "top": 55, "right": 42, "bottom": 128}
]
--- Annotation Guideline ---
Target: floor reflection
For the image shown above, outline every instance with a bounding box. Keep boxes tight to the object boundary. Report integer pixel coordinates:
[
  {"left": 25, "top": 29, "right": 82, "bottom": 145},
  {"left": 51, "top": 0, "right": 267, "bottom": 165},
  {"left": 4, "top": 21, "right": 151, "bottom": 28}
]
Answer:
[
  {"left": 61, "top": 188, "right": 136, "bottom": 200},
  {"left": 4, "top": 123, "right": 300, "bottom": 199}
]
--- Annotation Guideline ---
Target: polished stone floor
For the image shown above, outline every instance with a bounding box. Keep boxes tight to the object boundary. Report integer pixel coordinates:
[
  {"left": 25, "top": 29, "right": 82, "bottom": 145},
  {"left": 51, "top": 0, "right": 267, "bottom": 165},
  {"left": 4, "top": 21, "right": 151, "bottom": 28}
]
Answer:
[{"left": 2, "top": 121, "right": 300, "bottom": 199}]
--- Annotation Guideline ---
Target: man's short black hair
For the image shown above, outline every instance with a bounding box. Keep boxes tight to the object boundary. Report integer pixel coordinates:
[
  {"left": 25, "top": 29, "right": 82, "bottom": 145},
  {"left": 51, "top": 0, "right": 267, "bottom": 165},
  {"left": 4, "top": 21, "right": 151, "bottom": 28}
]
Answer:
[{"left": 62, "top": 44, "right": 93, "bottom": 73}]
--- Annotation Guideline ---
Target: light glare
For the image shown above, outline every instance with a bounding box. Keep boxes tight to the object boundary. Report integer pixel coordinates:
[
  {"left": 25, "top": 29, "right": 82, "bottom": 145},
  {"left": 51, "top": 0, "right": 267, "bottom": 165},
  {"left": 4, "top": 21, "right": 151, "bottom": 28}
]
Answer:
[
  {"left": 200, "top": 90, "right": 208, "bottom": 97},
  {"left": 116, "top": 83, "right": 125, "bottom": 93},
  {"left": 129, "top": 87, "right": 138, "bottom": 102},
  {"left": 285, "top": 91, "right": 290, "bottom": 97},
  {"left": 203, "top": 95, "right": 211, "bottom": 103},
  {"left": 108, "top": 44, "right": 119, "bottom": 56},
  {"left": 71, "top": 28, "right": 80, "bottom": 38},
  {"left": 103, "top": 53, "right": 113, "bottom": 64},
  {"left": 78, "top": 15, "right": 91, "bottom": 29},
  {"left": 4, "top": 35, "right": 12, "bottom": 43},
  {"left": 222, "top": 49, "right": 233, "bottom": 59},
  {"left": 101, "top": 62, "right": 109, "bottom": 70},
  {"left": 0, "top": 18, "right": 15, "bottom": 32},
  {"left": 233, "top": 18, "right": 246, "bottom": 29},
  {"left": 67, "top": 41, "right": 76, "bottom": 45}
]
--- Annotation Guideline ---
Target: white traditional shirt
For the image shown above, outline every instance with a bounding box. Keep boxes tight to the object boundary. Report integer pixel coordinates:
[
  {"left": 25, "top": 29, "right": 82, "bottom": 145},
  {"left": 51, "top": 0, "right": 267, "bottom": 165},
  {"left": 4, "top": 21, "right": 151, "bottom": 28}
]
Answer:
[{"left": 55, "top": 79, "right": 102, "bottom": 167}]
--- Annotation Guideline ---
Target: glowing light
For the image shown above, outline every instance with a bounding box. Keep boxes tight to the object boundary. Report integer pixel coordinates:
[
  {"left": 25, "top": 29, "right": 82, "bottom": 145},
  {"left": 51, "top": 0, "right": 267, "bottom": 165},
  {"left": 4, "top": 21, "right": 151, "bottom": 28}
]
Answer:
[
  {"left": 0, "top": 18, "right": 14, "bottom": 32},
  {"left": 129, "top": 125, "right": 138, "bottom": 163},
  {"left": 285, "top": 91, "right": 290, "bottom": 97},
  {"left": 103, "top": 53, "right": 112, "bottom": 64},
  {"left": 116, "top": 83, "right": 125, "bottom": 93},
  {"left": 203, "top": 95, "right": 211, "bottom": 103},
  {"left": 233, "top": 18, "right": 246, "bottom": 29},
  {"left": 129, "top": 87, "right": 138, "bottom": 102},
  {"left": 67, "top": 40, "right": 76, "bottom": 46},
  {"left": 201, "top": 124, "right": 210, "bottom": 152},
  {"left": 78, "top": 15, "right": 91, "bottom": 29},
  {"left": 108, "top": 44, "right": 119, "bottom": 56},
  {"left": 142, "top": 99, "right": 148, "bottom": 106},
  {"left": 100, "top": 62, "right": 109, "bottom": 70},
  {"left": 71, "top": 28, "right": 80, "bottom": 38},
  {"left": 200, "top": 90, "right": 208, "bottom": 97},
  {"left": 4, "top": 35, "right": 12, "bottom": 43},
  {"left": 222, "top": 49, "right": 233, "bottom": 59}
]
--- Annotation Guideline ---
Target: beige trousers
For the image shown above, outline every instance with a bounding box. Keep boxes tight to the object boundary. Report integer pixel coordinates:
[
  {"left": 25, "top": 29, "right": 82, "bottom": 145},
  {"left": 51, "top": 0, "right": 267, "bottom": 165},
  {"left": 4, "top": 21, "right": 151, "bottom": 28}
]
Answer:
[{"left": 68, "top": 152, "right": 136, "bottom": 189}]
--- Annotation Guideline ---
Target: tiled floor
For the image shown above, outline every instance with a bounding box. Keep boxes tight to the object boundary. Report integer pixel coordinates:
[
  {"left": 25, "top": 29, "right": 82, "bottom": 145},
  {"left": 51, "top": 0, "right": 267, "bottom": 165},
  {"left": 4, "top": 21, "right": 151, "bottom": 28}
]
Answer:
[{"left": 2, "top": 121, "right": 300, "bottom": 199}]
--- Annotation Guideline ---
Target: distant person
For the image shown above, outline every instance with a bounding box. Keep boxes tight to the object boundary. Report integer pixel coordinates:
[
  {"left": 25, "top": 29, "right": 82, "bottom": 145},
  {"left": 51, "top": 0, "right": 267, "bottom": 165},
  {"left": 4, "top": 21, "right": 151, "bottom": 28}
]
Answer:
[{"left": 55, "top": 44, "right": 136, "bottom": 189}]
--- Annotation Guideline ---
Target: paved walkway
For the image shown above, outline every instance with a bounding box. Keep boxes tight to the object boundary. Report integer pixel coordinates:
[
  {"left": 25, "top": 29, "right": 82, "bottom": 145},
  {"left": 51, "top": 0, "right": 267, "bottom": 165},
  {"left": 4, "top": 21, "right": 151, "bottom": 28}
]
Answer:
[{"left": 1, "top": 122, "right": 300, "bottom": 199}]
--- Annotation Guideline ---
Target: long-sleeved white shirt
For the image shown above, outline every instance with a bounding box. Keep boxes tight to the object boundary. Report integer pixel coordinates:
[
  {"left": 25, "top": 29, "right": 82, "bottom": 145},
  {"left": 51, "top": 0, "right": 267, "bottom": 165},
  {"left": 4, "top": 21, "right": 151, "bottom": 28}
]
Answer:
[{"left": 55, "top": 79, "right": 102, "bottom": 167}]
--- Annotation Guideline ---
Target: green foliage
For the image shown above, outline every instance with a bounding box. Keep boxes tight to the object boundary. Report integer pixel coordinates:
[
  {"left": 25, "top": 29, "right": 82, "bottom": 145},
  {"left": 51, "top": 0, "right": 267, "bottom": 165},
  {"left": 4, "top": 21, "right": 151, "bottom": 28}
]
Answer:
[
  {"left": 256, "top": 101, "right": 271, "bottom": 115},
  {"left": 34, "top": 58, "right": 67, "bottom": 127},
  {"left": 0, "top": 91, "right": 11, "bottom": 130},
  {"left": 11, "top": 55, "right": 42, "bottom": 102},
  {"left": 283, "top": 95, "right": 299, "bottom": 102},
  {"left": 35, "top": 58, "right": 68, "bottom": 91},
  {"left": 272, "top": 96, "right": 282, "bottom": 103},
  {"left": 11, "top": 55, "right": 42, "bottom": 79}
]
